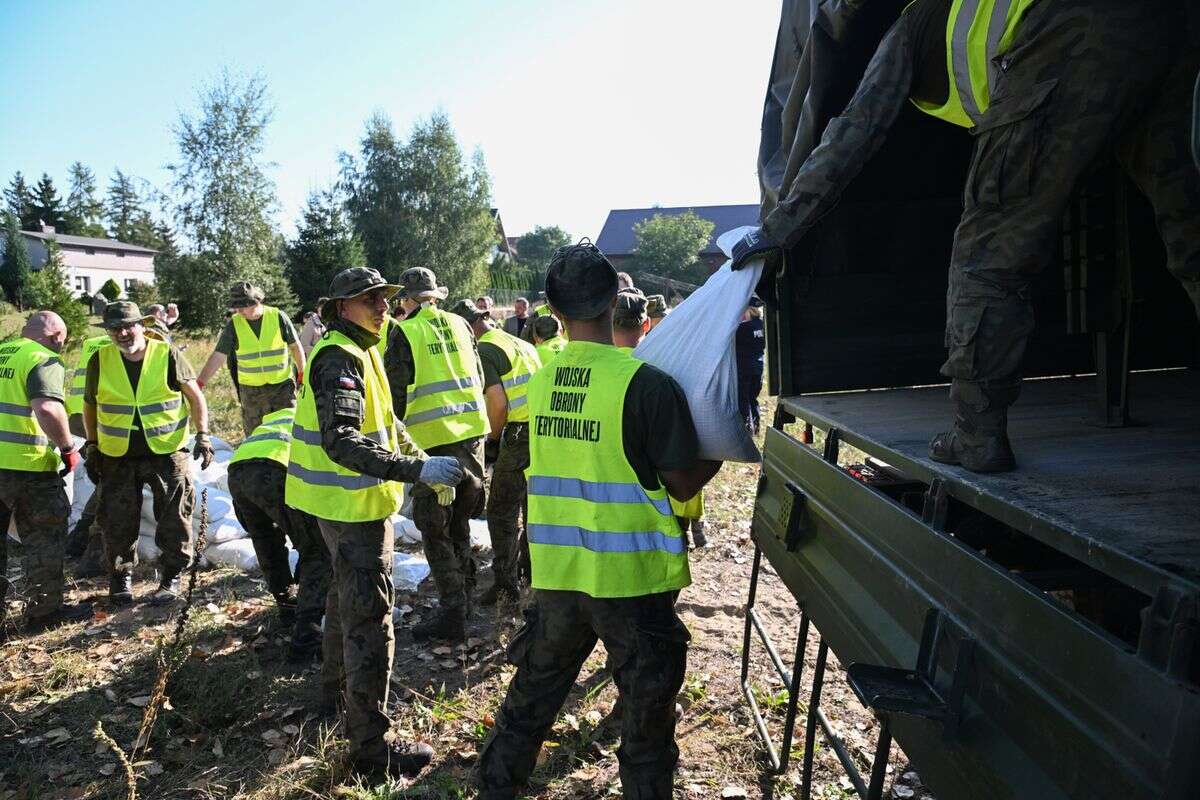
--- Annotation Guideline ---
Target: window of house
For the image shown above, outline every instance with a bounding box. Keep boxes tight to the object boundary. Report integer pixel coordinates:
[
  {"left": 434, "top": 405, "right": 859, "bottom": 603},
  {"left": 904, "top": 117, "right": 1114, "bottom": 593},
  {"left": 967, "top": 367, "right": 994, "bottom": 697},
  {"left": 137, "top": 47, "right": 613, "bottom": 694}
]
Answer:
[
  {"left": 75, "top": 276, "right": 92, "bottom": 293},
  {"left": 85, "top": 248, "right": 95, "bottom": 255},
  {"left": 124, "top": 278, "right": 136, "bottom": 292},
  {"left": 116, "top": 251, "right": 125, "bottom": 257}
]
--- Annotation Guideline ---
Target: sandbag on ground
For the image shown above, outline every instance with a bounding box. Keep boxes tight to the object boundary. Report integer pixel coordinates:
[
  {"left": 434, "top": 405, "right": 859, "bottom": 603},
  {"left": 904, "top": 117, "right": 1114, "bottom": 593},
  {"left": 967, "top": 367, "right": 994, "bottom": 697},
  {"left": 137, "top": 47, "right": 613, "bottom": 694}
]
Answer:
[{"left": 634, "top": 225, "right": 764, "bottom": 463}]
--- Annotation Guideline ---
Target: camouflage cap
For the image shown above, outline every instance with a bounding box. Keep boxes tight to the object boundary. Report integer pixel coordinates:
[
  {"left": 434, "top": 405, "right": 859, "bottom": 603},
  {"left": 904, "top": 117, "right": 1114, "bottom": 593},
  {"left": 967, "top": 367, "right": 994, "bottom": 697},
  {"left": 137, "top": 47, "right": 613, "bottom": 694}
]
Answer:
[
  {"left": 398, "top": 267, "right": 449, "bottom": 300},
  {"left": 545, "top": 239, "right": 618, "bottom": 319},
  {"left": 228, "top": 281, "right": 265, "bottom": 309},
  {"left": 646, "top": 294, "right": 669, "bottom": 319},
  {"left": 321, "top": 267, "right": 401, "bottom": 321},
  {"left": 101, "top": 301, "right": 144, "bottom": 329},
  {"left": 612, "top": 288, "right": 649, "bottom": 327},
  {"left": 446, "top": 298, "right": 486, "bottom": 323}
]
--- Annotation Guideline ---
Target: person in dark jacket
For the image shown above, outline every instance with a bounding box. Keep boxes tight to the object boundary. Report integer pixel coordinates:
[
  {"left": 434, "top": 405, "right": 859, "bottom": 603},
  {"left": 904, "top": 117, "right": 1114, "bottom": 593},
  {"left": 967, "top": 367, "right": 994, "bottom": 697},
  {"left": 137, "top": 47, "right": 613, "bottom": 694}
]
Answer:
[{"left": 735, "top": 302, "right": 766, "bottom": 435}]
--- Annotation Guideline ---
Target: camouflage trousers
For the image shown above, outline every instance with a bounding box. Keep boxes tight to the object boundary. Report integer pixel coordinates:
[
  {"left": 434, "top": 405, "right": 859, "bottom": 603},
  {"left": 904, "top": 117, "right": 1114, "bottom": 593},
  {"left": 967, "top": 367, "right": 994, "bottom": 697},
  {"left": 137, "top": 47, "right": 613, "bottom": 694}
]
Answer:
[
  {"left": 487, "top": 423, "right": 529, "bottom": 588},
  {"left": 98, "top": 451, "right": 194, "bottom": 579},
  {"left": 943, "top": 0, "right": 1200, "bottom": 406},
  {"left": 317, "top": 516, "right": 395, "bottom": 761},
  {"left": 0, "top": 469, "right": 69, "bottom": 619},
  {"left": 478, "top": 590, "right": 690, "bottom": 800},
  {"left": 411, "top": 437, "right": 485, "bottom": 611},
  {"left": 238, "top": 379, "right": 296, "bottom": 437},
  {"left": 228, "top": 460, "right": 330, "bottom": 628}
]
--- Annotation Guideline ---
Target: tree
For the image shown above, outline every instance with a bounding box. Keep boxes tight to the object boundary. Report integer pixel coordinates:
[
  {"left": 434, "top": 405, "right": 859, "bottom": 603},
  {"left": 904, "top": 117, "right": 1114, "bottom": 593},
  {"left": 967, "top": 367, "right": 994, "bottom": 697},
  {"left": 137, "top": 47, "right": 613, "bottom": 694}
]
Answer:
[
  {"left": 31, "top": 174, "right": 67, "bottom": 232},
  {"left": 64, "top": 162, "right": 107, "bottom": 237},
  {"left": 125, "top": 279, "right": 159, "bottom": 309},
  {"left": 286, "top": 187, "right": 365, "bottom": 311},
  {"left": 340, "top": 111, "right": 495, "bottom": 297},
  {"left": 632, "top": 210, "right": 716, "bottom": 284},
  {"left": 515, "top": 225, "right": 571, "bottom": 293},
  {"left": 1, "top": 212, "right": 32, "bottom": 308},
  {"left": 105, "top": 169, "right": 143, "bottom": 242},
  {"left": 5, "top": 172, "right": 36, "bottom": 229},
  {"left": 99, "top": 278, "right": 122, "bottom": 301},
  {"left": 166, "top": 70, "right": 288, "bottom": 330},
  {"left": 25, "top": 238, "right": 88, "bottom": 341}
]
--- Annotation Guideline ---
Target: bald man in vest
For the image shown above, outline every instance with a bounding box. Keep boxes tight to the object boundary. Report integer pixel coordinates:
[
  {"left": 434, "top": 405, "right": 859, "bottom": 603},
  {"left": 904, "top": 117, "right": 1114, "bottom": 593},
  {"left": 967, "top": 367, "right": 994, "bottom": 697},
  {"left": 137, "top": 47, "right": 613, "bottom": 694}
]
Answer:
[
  {"left": 0, "top": 311, "right": 91, "bottom": 635},
  {"left": 732, "top": 0, "right": 1200, "bottom": 473}
]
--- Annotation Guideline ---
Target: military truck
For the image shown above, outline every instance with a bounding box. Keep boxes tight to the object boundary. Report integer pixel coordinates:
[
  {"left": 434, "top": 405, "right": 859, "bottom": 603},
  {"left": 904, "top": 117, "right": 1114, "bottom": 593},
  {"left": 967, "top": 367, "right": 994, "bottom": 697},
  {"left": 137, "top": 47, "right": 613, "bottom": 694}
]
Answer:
[{"left": 740, "top": 4, "right": 1199, "bottom": 799}]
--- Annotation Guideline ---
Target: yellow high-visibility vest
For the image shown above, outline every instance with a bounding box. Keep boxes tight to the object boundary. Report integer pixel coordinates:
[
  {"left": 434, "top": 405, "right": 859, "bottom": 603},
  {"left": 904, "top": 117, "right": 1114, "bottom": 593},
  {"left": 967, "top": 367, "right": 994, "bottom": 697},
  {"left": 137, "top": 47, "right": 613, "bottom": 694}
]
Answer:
[
  {"left": 67, "top": 336, "right": 110, "bottom": 417},
  {"left": 535, "top": 336, "right": 566, "bottom": 368},
  {"left": 0, "top": 338, "right": 61, "bottom": 472},
  {"left": 909, "top": 0, "right": 1038, "bottom": 128},
  {"left": 479, "top": 328, "right": 541, "bottom": 424},
  {"left": 230, "top": 406, "right": 293, "bottom": 468},
  {"left": 96, "top": 339, "right": 190, "bottom": 457},
  {"left": 233, "top": 307, "right": 291, "bottom": 386},
  {"left": 525, "top": 340, "right": 689, "bottom": 598},
  {"left": 397, "top": 306, "right": 489, "bottom": 449},
  {"left": 284, "top": 331, "right": 402, "bottom": 522}
]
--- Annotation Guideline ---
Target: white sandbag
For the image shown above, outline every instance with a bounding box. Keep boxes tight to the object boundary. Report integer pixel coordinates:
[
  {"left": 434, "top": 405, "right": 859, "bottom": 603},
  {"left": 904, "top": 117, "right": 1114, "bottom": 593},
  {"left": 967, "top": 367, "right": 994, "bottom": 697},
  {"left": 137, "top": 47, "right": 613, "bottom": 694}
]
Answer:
[
  {"left": 137, "top": 532, "right": 162, "bottom": 562},
  {"left": 634, "top": 225, "right": 764, "bottom": 463},
  {"left": 393, "top": 552, "right": 431, "bottom": 592},
  {"left": 394, "top": 515, "right": 422, "bottom": 544},
  {"left": 207, "top": 518, "right": 246, "bottom": 545},
  {"left": 469, "top": 518, "right": 491, "bottom": 550},
  {"left": 206, "top": 538, "right": 260, "bottom": 571}
]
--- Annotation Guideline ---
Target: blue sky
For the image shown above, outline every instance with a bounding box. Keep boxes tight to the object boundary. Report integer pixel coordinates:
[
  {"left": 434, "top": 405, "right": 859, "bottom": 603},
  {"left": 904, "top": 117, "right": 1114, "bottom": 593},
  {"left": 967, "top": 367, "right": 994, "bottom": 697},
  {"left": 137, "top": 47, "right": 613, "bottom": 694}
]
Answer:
[{"left": 0, "top": 0, "right": 780, "bottom": 242}]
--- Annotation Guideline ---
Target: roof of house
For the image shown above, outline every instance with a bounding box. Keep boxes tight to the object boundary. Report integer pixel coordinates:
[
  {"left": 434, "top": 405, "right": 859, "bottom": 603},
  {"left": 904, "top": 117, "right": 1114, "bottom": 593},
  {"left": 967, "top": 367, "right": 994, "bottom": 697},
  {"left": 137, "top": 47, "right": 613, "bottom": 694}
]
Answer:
[
  {"left": 594, "top": 204, "right": 760, "bottom": 257},
  {"left": 20, "top": 229, "right": 158, "bottom": 255}
]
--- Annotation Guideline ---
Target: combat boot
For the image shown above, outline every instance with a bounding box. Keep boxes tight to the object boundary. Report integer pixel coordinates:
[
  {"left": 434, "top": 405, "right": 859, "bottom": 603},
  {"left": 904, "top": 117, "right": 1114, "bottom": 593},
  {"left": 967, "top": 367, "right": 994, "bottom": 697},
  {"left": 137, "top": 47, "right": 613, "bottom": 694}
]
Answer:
[
  {"left": 929, "top": 380, "right": 1018, "bottom": 473},
  {"left": 350, "top": 740, "right": 434, "bottom": 778},
  {"left": 411, "top": 604, "right": 466, "bottom": 642},
  {"left": 273, "top": 586, "right": 298, "bottom": 627},
  {"left": 287, "top": 614, "right": 323, "bottom": 663},
  {"left": 689, "top": 520, "right": 708, "bottom": 549},
  {"left": 25, "top": 602, "right": 93, "bottom": 634},
  {"left": 479, "top": 579, "right": 520, "bottom": 607},
  {"left": 148, "top": 575, "right": 182, "bottom": 606},
  {"left": 64, "top": 514, "right": 94, "bottom": 559},
  {"left": 109, "top": 572, "right": 134, "bottom": 605}
]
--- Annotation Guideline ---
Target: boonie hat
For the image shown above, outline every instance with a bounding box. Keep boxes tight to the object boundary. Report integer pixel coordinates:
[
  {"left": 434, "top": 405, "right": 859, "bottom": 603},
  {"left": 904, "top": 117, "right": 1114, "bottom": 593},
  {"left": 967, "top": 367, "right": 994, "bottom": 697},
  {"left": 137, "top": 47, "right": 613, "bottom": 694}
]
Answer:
[
  {"left": 545, "top": 239, "right": 618, "bottom": 320},
  {"left": 398, "top": 267, "right": 449, "bottom": 301},
  {"left": 612, "top": 288, "right": 648, "bottom": 326},
  {"left": 646, "top": 294, "right": 669, "bottom": 319},
  {"left": 101, "top": 301, "right": 144, "bottom": 329},
  {"left": 228, "top": 281, "right": 265, "bottom": 309},
  {"left": 322, "top": 267, "right": 401, "bottom": 322},
  {"left": 446, "top": 298, "right": 486, "bottom": 323}
]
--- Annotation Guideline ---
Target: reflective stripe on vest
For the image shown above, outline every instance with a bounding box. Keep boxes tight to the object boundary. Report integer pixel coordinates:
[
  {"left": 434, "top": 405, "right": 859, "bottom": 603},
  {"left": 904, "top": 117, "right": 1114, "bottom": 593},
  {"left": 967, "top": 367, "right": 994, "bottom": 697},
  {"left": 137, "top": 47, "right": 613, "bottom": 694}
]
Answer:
[
  {"left": 479, "top": 328, "right": 541, "bottom": 424},
  {"left": 67, "top": 336, "right": 110, "bottom": 417},
  {"left": 284, "top": 331, "right": 403, "bottom": 522},
  {"left": 233, "top": 307, "right": 291, "bottom": 386},
  {"left": 525, "top": 340, "right": 689, "bottom": 598},
  {"left": 96, "top": 339, "right": 190, "bottom": 456},
  {"left": 909, "top": 0, "right": 1037, "bottom": 128},
  {"left": 0, "top": 338, "right": 61, "bottom": 472},
  {"left": 230, "top": 406, "right": 295, "bottom": 468},
  {"left": 397, "top": 306, "right": 489, "bottom": 449},
  {"left": 535, "top": 336, "right": 566, "bottom": 367}
]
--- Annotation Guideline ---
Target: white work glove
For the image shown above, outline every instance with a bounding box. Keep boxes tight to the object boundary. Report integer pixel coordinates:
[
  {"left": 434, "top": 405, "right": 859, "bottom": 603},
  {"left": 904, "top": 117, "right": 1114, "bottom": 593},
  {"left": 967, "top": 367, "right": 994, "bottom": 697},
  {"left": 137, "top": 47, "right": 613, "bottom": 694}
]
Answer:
[
  {"left": 419, "top": 456, "right": 465, "bottom": 486},
  {"left": 431, "top": 484, "right": 456, "bottom": 507}
]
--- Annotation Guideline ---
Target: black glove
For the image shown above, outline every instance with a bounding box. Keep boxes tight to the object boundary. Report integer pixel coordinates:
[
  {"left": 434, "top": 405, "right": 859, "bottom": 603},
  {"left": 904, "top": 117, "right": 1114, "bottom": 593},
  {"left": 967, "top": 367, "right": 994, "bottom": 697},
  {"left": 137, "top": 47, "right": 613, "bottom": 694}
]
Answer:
[
  {"left": 82, "top": 441, "right": 102, "bottom": 484},
  {"left": 730, "top": 228, "right": 780, "bottom": 271},
  {"left": 193, "top": 432, "right": 215, "bottom": 470},
  {"left": 484, "top": 437, "right": 501, "bottom": 466}
]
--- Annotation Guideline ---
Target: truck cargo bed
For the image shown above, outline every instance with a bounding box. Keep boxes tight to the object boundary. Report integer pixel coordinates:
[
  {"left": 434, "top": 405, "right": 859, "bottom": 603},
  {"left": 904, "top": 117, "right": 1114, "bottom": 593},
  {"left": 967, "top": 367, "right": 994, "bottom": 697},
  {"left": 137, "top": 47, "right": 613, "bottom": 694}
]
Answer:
[{"left": 782, "top": 368, "right": 1200, "bottom": 596}]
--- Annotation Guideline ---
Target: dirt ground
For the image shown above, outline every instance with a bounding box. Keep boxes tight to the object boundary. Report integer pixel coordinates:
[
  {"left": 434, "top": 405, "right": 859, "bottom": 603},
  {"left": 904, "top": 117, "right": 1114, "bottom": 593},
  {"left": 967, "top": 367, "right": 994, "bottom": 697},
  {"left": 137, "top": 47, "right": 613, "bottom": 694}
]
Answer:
[{"left": 1, "top": 406, "right": 935, "bottom": 800}]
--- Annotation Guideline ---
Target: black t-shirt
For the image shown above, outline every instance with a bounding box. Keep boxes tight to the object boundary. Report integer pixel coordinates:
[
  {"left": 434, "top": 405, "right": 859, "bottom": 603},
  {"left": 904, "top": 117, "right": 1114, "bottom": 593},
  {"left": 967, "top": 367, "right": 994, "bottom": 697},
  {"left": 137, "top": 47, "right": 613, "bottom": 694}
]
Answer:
[{"left": 621, "top": 364, "right": 699, "bottom": 491}]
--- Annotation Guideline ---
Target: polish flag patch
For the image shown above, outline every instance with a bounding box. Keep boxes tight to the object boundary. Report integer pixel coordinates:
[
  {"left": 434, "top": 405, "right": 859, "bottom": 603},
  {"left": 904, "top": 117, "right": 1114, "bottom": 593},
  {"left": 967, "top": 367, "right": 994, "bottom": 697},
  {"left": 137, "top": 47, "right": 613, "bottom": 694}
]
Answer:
[{"left": 338, "top": 377, "right": 357, "bottom": 389}]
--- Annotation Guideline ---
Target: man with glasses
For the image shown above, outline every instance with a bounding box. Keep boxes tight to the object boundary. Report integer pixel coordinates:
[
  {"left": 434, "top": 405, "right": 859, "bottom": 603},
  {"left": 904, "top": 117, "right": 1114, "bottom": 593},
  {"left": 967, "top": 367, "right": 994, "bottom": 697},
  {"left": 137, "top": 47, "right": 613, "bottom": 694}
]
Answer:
[{"left": 82, "top": 302, "right": 214, "bottom": 606}]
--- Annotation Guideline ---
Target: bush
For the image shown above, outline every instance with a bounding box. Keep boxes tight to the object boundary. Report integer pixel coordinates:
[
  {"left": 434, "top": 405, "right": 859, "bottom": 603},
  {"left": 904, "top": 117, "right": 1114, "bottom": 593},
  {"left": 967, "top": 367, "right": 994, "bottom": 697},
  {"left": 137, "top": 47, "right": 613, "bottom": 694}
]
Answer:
[
  {"left": 126, "top": 279, "right": 159, "bottom": 309},
  {"left": 99, "top": 278, "right": 121, "bottom": 301}
]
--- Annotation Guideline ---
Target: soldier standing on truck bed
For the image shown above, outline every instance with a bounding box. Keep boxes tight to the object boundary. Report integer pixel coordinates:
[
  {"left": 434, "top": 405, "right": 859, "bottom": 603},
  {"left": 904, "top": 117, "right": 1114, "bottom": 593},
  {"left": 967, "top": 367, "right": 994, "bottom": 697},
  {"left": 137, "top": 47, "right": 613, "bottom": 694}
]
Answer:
[
  {"left": 446, "top": 298, "right": 542, "bottom": 606},
  {"left": 196, "top": 282, "right": 307, "bottom": 436},
  {"left": 284, "top": 266, "right": 466, "bottom": 779},
  {"left": 0, "top": 311, "right": 91, "bottom": 635},
  {"left": 385, "top": 268, "right": 490, "bottom": 642},
  {"left": 477, "top": 241, "right": 722, "bottom": 800},
  {"left": 732, "top": 0, "right": 1200, "bottom": 473}
]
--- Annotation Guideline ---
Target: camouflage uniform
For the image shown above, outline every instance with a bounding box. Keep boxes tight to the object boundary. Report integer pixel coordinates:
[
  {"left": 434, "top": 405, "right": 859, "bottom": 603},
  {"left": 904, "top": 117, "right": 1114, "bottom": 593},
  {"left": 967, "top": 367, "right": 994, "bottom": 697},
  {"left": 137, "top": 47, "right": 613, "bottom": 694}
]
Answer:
[
  {"left": 485, "top": 422, "right": 530, "bottom": 590},
  {"left": 0, "top": 471, "right": 70, "bottom": 619},
  {"left": 228, "top": 459, "right": 330, "bottom": 639},
  {"left": 409, "top": 438, "right": 485, "bottom": 609},
  {"left": 759, "top": 0, "right": 1200, "bottom": 415},
  {"left": 478, "top": 590, "right": 690, "bottom": 800},
  {"left": 97, "top": 451, "right": 194, "bottom": 578},
  {"left": 239, "top": 380, "right": 297, "bottom": 438},
  {"left": 306, "top": 315, "right": 427, "bottom": 765}
]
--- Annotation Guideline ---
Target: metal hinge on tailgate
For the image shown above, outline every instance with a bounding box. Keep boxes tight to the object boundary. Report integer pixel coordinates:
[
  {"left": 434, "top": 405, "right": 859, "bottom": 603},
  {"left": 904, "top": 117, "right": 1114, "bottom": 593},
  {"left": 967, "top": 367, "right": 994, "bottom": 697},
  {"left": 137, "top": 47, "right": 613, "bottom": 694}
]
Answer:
[{"left": 1138, "top": 586, "right": 1199, "bottom": 681}]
